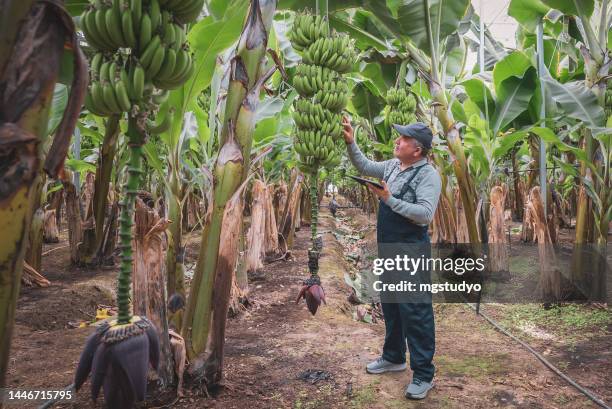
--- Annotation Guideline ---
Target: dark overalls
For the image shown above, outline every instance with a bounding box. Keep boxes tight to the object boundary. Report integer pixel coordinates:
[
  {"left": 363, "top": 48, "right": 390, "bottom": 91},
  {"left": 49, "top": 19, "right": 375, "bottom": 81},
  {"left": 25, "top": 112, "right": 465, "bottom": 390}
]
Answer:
[{"left": 376, "top": 164, "right": 435, "bottom": 383}]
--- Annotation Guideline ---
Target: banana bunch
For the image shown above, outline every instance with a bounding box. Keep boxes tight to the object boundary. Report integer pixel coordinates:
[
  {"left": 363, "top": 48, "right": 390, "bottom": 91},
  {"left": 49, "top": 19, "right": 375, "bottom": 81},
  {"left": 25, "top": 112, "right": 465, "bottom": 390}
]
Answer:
[
  {"left": 292, "top": 111, "right": 343, "bottom": 139},
  {"left": 289, "top": 12, "right": 355, "bottom": 170},
  {"left": 293, "top": 99, "right": 343, "bottom": 136},
  {"left": 85, "top": 53, "right": 144, "bottom": 116},
  {"left": 288, "top": 14, "right": 330, "bottom": 52},
  {"left": 384, "top": 86, "right": 418, "bottom": 130},
  {"left": 295, "top": 129, "right": 336, "bottom": 157},
  {"left": 293, "top": 64, "right": 341, "bottom": 96},
  {"left": 314, "top": 88, "right": 349, "bottom": 113},
  {"left": 385, "top": 87, "right": 416, "bottom": 109},
  {"left": 133, "top": 4, "right": 193, "bottom": 88},
  {"left": 140, "top": 36, "right": 193, "bottom": 89},
  {"left": 80, "top": 0, "right": 126, "bottom": 51},
  {"left": 294, "top": 99, "right": 342, "bottom": 124},
  {"left": 80, "top": 0, "right": 195, "bottom": 51},
  {"left": 81, "top": 0, "right": 198, "bottom": 116},
  {"left": 302, "top": 36, "right": 355, "bottom": 74},
  {"left": 297, "top": 150, "right": 340, "bottom": 167}
]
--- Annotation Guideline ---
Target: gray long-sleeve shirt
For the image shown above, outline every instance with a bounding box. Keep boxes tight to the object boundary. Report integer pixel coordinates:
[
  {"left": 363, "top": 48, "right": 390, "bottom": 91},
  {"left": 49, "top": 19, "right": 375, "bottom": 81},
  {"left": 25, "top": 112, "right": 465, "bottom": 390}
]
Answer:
[{"left": 346, "top": 142, "right": 441, "bottom": 226}]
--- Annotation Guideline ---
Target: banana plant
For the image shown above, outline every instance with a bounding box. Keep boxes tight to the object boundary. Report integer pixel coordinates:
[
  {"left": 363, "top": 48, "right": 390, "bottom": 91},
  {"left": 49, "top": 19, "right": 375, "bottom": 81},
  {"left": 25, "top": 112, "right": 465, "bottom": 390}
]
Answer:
[
  {"left": 280, "top": 0, "right": 482, "bottom": 243},
  {"left": 509, "top": 0, "right": 610, "bottom": 245},
  {"left": 508, "top": 0, "right": 610, "bottom": 297},
  {"left": 0, "top": 0, "right": 87, "bottom": 388},
  {"left": 153, "top": 2, "right": 247, "bottom": 303},
  {"left": 182, "top": 0, "right": 278, "bottom": 384},
  {"left": 453, "top": 50, "right": 538, "bottom": 192},
  {"left": 75, "top": 114, "right": 121, "bottom": 265}
]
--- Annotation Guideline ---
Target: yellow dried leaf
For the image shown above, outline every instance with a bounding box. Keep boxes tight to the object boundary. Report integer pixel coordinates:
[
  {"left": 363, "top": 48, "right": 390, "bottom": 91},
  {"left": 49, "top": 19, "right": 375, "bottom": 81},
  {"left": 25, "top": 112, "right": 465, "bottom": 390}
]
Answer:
[{"left": 95, "top": 308, "right": 110, "bottom": 321}]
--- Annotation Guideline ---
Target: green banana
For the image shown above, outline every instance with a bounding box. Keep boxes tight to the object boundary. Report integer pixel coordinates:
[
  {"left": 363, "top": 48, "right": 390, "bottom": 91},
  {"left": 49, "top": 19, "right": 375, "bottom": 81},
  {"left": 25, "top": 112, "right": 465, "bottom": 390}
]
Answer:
[
  {"left": 98, "top": 61, "right": 111, "bottom": 83},
  {"left": 131, "top": 0, "right": 142, "bottom": 32},
  {"left": 120, "top": 67, "right": 134, "bottom": 100},
  {"left": 149, "top": 0, "right": 161, "bottom": 30},
  {"left": 102, "top": 81, "right": 122, "bottom": 113},
  {"left": 121, "top": 9, "right": 137, "bottom": 48},
  {"left": 103, "top": 7, "right": 124, "bottom": 48},
  {"left": 91, "top": 81, "right": 111, "bottom": 113},
  {"left": 156, "top": 48, "right": 176, "bottom": 81},
  {"left": 107, "top": 61, "right": 118, "bottom": 84},
  {"left": 138, "top": 13, "right": 152, "bottom": 52},
  {"left": 168, "top": 49, "right": 188, "bottom": 79},
  {"left": 139, "top": 35, "right": 161, "bottom": 68},
  {"left": 94, "top": 8, "right": 115, "bottom": 49},
  {"left": 81, "top": 10, "right": 107, "bottom": 50},
  {"left": 114, "top": 80, "right": 132, "bottom": 111},
  {"left": 132, "top": 64, "right": 145, "bottom": 100},
  {"left": 146, "top": 46, "right": 166, "bottom": 78},
  {"left": 85, "top": 89, "right": 108, "bottom": 116},
  {"left": 162, "top": 21, "right": 176, "bottom": 48},
  {"left": 90, "top": 53, "right": 103, "bottom": 80},
  {"left": 107, "top": 0, "right": 125, "bottom": 46},
  {"left": 174, "top": 24, "right": 185, "bottom": 50}
]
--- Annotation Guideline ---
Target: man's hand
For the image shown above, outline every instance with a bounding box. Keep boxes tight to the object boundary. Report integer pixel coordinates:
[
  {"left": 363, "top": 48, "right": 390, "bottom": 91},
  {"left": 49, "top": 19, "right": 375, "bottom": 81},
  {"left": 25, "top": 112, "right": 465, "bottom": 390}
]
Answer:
[
  {"left": 367, "top": 180, "right": 391, "bottom": 201},
  {"left": 342, "top": 115, "right": 354, "bottom": 144}
]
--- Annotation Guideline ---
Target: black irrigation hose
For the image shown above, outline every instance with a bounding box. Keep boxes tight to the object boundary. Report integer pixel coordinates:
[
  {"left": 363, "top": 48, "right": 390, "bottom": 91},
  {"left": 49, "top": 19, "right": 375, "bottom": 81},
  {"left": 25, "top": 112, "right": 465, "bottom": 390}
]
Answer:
[{"left": 468, "top": 303, "right": 611, "bottom": 409}]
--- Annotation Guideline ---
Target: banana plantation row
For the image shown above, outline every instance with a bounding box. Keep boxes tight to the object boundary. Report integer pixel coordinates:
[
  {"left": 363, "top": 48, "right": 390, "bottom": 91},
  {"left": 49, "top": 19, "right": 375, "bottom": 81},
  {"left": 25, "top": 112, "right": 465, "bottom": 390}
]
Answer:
[{"left": 0, "top": 0, "right": 609, "bottom": 407}]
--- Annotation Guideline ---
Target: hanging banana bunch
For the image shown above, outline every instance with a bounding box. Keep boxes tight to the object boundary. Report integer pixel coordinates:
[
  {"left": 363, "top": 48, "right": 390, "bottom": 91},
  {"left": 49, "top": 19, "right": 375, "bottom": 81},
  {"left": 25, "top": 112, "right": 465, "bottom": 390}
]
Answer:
[
  {"left": 383, "top": 86, "right": 418, "bottom": 132},
  {"left": 289, "top": 13, "right": 356, "bottom": 315},
  {"left": 80, "top": 0, "right": 197, "bottom": 123},
  {"left": 75, "top": 0, "right": 201, "bottom": 406}
]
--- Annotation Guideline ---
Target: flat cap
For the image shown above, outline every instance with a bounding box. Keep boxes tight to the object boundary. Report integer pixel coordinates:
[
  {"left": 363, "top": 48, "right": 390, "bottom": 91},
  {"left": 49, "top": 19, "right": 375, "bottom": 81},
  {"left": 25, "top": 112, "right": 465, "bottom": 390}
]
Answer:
[{"left": 392, "top": 122, "right": 433, "bottom": 149}]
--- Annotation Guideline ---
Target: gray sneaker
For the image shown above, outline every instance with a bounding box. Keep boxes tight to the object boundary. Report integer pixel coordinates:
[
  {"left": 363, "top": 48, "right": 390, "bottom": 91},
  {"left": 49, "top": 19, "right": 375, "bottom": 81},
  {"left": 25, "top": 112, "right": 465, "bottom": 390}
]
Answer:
[
  {"left": 365, "top": 357, "right": 407, "bottom": 374},
  {"left": 405, "top": 378, "right": 434, "bottom": 400}
]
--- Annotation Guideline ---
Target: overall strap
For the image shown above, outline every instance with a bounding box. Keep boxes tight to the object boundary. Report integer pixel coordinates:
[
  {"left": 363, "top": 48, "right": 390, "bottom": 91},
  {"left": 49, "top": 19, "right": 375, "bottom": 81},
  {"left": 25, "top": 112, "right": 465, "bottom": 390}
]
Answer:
[{"left": 396, "top": 163, "right": 428, "bottom": 199}]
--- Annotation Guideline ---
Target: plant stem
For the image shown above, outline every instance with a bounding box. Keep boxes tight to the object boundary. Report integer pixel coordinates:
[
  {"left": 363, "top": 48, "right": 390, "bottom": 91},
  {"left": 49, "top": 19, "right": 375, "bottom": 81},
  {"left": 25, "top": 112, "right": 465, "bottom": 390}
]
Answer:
[
  {"left": 116, "top": 118, "right": 144, "bottom": 324},
  {"left": 91, "top": 115, "right": 120, "bottom": 261},
  {"left": 310, "top": 170, "right": 319, "bottom": 248}
]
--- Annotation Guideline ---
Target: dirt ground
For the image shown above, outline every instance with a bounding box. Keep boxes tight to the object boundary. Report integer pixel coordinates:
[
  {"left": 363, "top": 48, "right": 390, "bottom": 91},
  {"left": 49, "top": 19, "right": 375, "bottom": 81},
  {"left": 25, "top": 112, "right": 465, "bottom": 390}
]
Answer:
[{"left": 6, "top": 199, "right": 611, "bottom": 409}]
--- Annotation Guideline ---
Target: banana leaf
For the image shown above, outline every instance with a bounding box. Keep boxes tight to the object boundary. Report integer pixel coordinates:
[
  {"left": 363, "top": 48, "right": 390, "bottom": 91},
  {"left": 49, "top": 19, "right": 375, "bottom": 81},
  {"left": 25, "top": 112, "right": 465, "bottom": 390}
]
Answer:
[{"left": 541, "top": 70, "right": 606, "bottom": 127}]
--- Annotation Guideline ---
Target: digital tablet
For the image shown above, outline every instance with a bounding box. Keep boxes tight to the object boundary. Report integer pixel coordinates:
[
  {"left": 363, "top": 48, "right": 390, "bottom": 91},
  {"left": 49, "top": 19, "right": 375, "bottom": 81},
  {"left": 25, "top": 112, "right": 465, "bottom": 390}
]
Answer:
[{"left": 348, "top": 175, "right": 384, "bottom": 189}]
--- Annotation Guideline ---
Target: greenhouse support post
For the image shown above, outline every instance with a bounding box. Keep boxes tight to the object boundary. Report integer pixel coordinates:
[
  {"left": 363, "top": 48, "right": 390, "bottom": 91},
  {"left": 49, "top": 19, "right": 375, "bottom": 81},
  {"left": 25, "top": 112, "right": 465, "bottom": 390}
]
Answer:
[{"left": 536, "top": 19, "right": 546, "bottom": 214}]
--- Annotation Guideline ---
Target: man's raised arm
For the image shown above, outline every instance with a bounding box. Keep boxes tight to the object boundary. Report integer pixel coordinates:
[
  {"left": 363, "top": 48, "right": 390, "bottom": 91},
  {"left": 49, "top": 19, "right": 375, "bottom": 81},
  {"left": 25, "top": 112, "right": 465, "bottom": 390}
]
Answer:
[{"left": 343, "top": 116, "right": 387, "bottom": 179}]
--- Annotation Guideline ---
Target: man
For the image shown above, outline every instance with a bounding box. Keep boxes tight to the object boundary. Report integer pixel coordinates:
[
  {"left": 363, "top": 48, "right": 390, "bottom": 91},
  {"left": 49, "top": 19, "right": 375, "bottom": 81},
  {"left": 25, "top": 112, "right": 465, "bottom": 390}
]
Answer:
[
  {"left": 329, "top": 195, "right": 339, "bottom": 217},
  {"left": 342, "top": 116, "right": 441, "bottom": 400}
]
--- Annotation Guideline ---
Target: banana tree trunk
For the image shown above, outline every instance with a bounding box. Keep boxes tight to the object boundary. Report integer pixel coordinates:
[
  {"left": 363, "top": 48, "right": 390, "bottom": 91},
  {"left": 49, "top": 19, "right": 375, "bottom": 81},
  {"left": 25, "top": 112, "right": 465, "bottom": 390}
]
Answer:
[
  {"left": 489, "top": 185, "right": 508, "bottom": 273},
  {"left": 182, "top": 0, "right": 276, "bottom": 380},
  {"left": 274, "top": 181, "right": 287, "bottom": 227},
  {"left": 24, "top": 171, "right": 45, "bottom": 271},
  {"left": 511, "top": 148, "right": 524, "bottom": 221},
  {"left": 132, "top": 198, "right": 174, "bottom": 387},
  {"left": 199, "top": 185, "right": 246, "bottom": 385},
  {"left": 78, "top": 115, "right": 120, "bottom": 264},
  {"left": 300, "top": 186, "right": 312, "bottom": 226},
  {"left": 0, "top": 0, "right": 86, "bottom": 388},
  {"left": 245, "top": 179, "right": 266, "bottom": 273},
  {"left": 281, "top": 173, "right": 303, "bottom": 249},
  {"left": 429, "top": 82, "right": 480, "bottom": 244},
  {"left": 62, "top": 173, "right": 83, "bottom": 263},
  {"left": 165, "top": 172, "right": 185, "bottom": 301},
  {"left": 263, "top": 183, "right": 280, "bottom": 255},
  {"left": 43, "top": 208, "right": 59, "bottom": 243}
]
